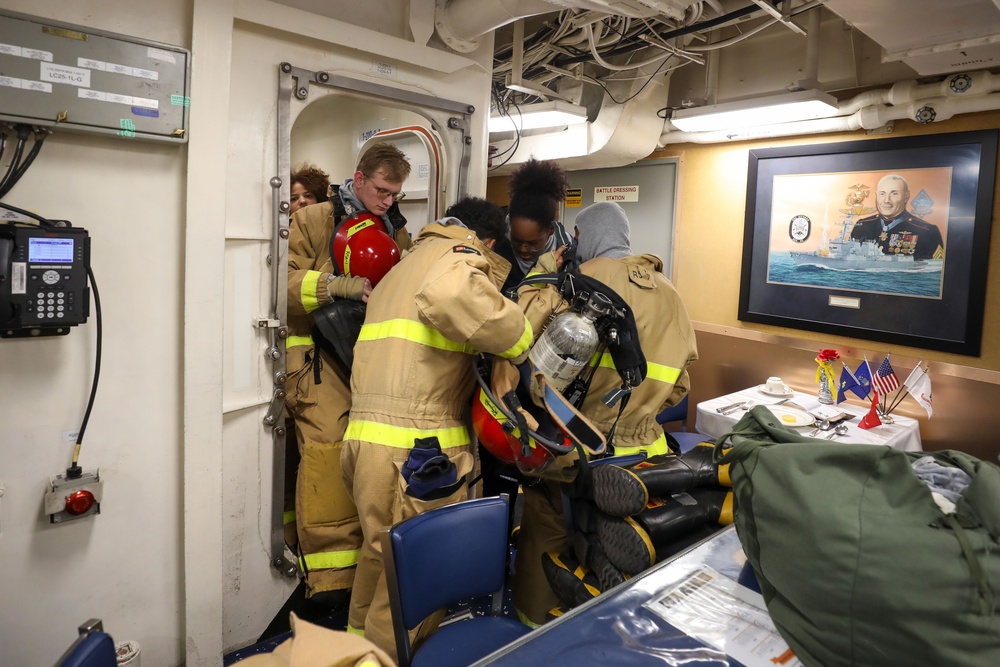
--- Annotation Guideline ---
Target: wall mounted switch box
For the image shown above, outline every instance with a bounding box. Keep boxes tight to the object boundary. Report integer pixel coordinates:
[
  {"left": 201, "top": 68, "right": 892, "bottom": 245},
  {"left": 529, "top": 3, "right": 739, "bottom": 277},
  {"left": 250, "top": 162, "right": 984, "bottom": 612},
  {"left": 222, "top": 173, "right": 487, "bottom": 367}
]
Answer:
[{"left": 44, "top": 469, "right": 102, "bottom": 523}]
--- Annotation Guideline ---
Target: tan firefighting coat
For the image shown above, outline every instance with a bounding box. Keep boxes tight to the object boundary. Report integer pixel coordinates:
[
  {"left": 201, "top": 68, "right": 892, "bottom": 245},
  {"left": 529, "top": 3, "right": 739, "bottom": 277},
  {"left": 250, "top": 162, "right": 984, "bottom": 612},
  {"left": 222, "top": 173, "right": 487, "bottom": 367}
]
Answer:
[
  {"left": 340, "top": 221, "right": 533, "bottom": 657},
  {"left": 286, "top": 195, "right": 412, "bottom": 595},
  {"left": 518, "top": 253, "right": 698, "bottom": 455}
]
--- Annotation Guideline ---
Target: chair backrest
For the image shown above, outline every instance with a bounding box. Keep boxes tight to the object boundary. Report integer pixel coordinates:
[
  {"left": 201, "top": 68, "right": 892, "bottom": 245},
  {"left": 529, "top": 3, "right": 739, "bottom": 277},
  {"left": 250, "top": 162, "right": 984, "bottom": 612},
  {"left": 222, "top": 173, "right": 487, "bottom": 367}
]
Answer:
[
  {"left": 655, "top": 394, "right": 689, "bottom": 428},
  {"left": 382, "top": 496, "right": 510, "bottom": 633},
  {"left": 55, "top": 619, "right": 117, "bottom": 667}
]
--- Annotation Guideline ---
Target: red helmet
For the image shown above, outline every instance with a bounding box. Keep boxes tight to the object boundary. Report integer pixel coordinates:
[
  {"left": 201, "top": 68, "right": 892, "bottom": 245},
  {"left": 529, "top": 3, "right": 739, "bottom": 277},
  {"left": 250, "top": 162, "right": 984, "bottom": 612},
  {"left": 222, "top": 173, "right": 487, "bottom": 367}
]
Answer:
[
  {"left": 472, "top": 360, "right": 585, "bottom": 475},
  {"left": 331, "top": 212, "right": 401, "bottom": 287}
]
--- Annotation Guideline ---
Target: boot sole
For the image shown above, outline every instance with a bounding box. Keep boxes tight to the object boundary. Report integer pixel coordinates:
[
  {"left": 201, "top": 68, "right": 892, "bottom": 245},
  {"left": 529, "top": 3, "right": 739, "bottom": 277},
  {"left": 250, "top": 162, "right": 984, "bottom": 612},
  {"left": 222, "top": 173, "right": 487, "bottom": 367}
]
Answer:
[
  {"left": 587, "top": 545, "right": 626, "bottom": 591},
  {"left": 592, "top": 465, "right": 649, "bottom": 517},
  {"left": 596, "top": 514, "right": 656, "bottom": 576}
]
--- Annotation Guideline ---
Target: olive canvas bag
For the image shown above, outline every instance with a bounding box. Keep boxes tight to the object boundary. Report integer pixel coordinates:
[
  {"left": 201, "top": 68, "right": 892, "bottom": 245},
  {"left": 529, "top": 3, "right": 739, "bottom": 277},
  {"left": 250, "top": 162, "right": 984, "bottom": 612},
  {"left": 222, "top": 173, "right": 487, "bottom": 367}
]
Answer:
[{"left": 712, "top": 405, "right": 1000, "bottom": 667}]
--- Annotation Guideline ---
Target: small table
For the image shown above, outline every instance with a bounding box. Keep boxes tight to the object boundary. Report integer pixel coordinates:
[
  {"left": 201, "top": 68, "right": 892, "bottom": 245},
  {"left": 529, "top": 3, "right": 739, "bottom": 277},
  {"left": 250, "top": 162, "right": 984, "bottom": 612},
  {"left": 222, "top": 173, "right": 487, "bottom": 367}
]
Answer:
[{"left": 696, "top": 387, "right": 923, "bottom": 452}]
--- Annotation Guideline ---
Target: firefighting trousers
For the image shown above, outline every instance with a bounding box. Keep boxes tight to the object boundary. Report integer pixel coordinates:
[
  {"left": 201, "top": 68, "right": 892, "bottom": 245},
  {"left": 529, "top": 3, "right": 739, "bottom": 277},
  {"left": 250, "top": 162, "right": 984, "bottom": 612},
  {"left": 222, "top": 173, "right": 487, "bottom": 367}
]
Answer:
[
  {"left": 341, "top": 436, "right": 472, "bottom": 661},
  {"left": 286, "top": 344, "right": 361, "bottom": 595},
  {"left": 513, "top": 481, "right": 571, "bottom": 626}
]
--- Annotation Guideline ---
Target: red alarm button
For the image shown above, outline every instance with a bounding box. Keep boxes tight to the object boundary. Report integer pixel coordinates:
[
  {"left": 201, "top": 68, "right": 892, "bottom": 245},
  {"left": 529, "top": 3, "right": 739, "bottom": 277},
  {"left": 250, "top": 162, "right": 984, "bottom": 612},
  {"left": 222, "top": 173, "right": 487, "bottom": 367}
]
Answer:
[{"left": 65, "top": 490, "right": 95, "bottom": 515}]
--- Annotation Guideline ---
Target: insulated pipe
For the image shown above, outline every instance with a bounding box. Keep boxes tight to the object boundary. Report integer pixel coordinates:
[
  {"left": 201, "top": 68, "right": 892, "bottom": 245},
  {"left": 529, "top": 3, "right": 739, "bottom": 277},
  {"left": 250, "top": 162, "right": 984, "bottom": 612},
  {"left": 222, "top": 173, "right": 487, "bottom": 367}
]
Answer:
[
  {"left": 660, "top": 70, "right": 1000, "bottom": 145},
  {"left": 658, "top": 92, "right": 1000, "bottom": 144}
]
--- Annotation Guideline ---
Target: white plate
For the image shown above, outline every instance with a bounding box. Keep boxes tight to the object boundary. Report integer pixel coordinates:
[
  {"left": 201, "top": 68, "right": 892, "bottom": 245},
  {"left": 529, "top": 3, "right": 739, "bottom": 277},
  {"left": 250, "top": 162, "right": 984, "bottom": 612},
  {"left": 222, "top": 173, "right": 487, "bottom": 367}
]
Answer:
[
  {"left": 756, "top": 384, "right": 794, "bottom": 398},
  {"left": 768, "top": 405, "right": 814, "bottom": 427}
]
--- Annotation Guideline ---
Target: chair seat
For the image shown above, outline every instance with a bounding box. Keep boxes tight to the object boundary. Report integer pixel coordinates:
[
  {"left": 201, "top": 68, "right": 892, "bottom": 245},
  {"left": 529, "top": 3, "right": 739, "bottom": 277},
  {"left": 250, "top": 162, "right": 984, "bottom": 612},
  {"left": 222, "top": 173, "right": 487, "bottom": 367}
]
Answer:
[
  {"left": 410, "top": 616, "right": 530, "bottom": 667},
  {"left": 669, "top": 431, "right": 707, "bottom": 453}
]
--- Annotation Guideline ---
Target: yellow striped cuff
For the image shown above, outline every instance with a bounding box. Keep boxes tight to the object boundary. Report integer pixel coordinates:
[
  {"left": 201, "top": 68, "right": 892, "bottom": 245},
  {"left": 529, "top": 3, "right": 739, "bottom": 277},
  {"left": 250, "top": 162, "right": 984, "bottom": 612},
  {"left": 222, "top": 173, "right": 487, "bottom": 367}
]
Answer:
[
  {"left": 614, "top": 432, "right": 669, "bottom": 457},
  {"left": 283, "top": 510, "right": 296, "bottom": 525},
  {"left": 590, "top": 352, "right": 682, "bottom": 384},
  {"left": 298, "top": 548, "right": 360, "bottom": 571},
  {"left": 345, "top": 419, "right": 470, "bottom": 449},
  {"left": 358, "top": 319, "right": 476, "bottom": 354},
  {"left": 346, "top": 625, "right": 364, "bottom": 637},
  {"left": 498, "top": 317, "right": 533, "bottom": 359},
  {"left": 300, "top": 270, "right": 324, "bottom": 313},
  {"left": 285, "top": 335, "right": 314, "bottom": 349}
]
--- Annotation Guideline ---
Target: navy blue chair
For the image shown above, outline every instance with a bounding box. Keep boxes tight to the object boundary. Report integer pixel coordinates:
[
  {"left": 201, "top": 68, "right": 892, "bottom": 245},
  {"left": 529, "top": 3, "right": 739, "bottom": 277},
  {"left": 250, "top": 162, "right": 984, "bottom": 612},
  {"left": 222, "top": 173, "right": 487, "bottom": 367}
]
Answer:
[
  {"left": 655, "top": 395, "right": 706, "bottom": 453},
  {"left": 381, "top": 495, "right": 531, "bottom": 667},
  {"left": 55, "top": 619, "right": 116, "bottom": 667}
]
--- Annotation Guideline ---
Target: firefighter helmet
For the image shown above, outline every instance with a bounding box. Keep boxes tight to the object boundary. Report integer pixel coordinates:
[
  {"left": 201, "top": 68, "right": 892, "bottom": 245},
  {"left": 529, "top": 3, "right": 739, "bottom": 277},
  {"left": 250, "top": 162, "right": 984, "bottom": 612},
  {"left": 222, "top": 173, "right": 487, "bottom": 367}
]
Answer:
[
  {"left": 472, "top": 359, "right": 590, "bottom": 475},
  {"left": 331, "top": 212, "right": 400, "bottom": 286}
]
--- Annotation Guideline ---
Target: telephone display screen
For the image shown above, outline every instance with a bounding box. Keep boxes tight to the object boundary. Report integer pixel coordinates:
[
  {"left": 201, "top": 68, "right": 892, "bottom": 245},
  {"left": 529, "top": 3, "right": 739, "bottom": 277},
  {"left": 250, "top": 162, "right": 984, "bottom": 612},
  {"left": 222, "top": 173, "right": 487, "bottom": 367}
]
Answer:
[{"left": 28, "top": 237, "right": 74, "bottom": 263}]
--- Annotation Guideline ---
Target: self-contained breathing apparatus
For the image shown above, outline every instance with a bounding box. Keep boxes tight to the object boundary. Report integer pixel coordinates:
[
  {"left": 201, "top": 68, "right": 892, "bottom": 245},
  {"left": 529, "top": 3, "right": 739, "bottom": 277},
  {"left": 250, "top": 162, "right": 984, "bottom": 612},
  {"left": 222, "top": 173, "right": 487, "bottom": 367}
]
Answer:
[
  {"left": 473, "top": 246, "right": 647, "bottom": 476},
  {"left": 311, "top": 210, "right": 401, "bottom": 378}
]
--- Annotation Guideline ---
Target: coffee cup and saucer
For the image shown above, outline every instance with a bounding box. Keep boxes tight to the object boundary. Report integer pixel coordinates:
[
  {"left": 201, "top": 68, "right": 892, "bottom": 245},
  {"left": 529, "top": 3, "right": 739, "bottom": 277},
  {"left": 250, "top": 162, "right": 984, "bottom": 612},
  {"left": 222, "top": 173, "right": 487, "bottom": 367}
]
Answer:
[{"left": 757, "top": 376, "right": 794, "bottom": 398}]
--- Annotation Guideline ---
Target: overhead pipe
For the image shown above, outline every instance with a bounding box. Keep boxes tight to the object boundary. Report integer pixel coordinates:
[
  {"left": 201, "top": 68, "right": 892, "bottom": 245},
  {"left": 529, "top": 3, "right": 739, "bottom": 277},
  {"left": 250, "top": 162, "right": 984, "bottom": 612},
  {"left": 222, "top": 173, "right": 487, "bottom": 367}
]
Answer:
[{"left": 659, "top": 70, "right": 1000, "bottom": 144}]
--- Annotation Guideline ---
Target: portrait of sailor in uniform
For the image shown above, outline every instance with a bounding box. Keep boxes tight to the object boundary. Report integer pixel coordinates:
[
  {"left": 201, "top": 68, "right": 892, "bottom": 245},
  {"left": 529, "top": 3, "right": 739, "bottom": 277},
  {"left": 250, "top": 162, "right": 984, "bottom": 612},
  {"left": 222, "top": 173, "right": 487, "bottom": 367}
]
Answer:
[{"left": 849, "top": 174, "right": 945, "bottom": 261}]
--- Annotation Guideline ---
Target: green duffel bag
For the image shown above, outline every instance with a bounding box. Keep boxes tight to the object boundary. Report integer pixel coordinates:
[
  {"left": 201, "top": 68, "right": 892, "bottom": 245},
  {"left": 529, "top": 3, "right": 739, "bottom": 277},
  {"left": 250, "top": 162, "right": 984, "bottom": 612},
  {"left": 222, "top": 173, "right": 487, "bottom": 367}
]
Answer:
[{"left": 713, "top": 405, "right": 1000, "bottom": 667}]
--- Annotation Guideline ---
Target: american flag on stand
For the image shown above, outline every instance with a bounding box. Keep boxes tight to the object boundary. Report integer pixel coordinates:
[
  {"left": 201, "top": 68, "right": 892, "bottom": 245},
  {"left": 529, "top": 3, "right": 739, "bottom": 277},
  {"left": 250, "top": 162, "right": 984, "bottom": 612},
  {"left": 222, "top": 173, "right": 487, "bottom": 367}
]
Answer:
[{"left": 872, "top": 356, "right": 900, "bottom": 394}]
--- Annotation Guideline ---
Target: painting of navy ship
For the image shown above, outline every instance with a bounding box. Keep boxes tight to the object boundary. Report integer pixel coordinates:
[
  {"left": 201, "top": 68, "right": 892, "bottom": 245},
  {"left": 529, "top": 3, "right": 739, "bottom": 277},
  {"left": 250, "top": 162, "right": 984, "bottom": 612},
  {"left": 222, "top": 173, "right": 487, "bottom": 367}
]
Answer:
[{"left": 768, "top": 181, "right": 946, "bottom": 299}]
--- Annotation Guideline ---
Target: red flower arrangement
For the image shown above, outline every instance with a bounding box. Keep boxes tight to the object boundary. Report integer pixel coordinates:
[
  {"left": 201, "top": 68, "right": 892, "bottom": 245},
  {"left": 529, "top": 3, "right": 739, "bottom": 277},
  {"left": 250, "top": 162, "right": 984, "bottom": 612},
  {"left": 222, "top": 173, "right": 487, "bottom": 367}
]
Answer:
[{"left": 815, "top": 348, "right": 840, "bottom": 398}]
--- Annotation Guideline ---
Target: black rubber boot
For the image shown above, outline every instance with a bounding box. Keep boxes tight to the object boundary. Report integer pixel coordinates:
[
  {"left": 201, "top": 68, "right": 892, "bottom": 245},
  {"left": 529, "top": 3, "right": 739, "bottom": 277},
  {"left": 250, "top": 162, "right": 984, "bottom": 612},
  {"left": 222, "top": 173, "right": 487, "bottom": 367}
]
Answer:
[
  {"left": 541, "top": 551, "right": 602, "bottom": 608},
  {"left": 591, "top": 443, "right": 731, "bottom": 517},
  {"left": 596, "top": 486, "right": 734, "bottom": 575}
]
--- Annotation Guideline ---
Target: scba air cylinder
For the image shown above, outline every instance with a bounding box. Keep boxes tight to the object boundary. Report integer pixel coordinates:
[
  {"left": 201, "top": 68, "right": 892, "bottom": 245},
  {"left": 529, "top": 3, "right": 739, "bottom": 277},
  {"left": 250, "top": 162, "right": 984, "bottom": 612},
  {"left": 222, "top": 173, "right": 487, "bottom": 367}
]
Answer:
[{"left": 529, "top": 292, "right": 612, "bottom": 393}]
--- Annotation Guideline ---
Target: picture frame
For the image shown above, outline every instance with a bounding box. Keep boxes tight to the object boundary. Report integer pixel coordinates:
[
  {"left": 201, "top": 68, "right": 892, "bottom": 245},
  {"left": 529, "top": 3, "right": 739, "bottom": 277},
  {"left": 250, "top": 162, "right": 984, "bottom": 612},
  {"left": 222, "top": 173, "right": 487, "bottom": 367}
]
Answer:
[{"left": 738, "top": 129, "right": 998, "bottom": 356}]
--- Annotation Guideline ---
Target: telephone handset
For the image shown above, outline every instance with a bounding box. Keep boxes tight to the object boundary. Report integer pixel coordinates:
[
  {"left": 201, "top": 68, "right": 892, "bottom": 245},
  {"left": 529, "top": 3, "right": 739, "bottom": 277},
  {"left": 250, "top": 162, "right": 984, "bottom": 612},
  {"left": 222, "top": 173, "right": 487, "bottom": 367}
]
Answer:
[{"left": 1, "top": 221, "right": 90, "bottom": 338}]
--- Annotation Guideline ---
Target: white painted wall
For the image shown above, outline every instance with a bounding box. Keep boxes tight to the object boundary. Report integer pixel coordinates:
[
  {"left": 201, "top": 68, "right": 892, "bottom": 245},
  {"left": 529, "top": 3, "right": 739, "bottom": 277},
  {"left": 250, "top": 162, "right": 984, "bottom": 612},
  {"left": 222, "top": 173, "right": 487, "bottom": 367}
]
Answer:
[
  {"left": 1, "top": 0, "right": 493, "bottom": 665},
  {"left": 0, "top": 2, "right": 191, "bottom": 665}
]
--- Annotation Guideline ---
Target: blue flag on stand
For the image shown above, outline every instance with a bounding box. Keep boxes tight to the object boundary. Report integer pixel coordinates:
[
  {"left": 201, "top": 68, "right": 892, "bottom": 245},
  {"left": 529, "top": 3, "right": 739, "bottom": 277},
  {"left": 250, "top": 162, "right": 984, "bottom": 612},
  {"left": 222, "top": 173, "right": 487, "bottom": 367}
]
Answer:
[
  {"left": 837, "top": 364, "right": 859, "bottom": 403},
  {"left": 852, "top": 359, "right": 873, "bottom": 399}
]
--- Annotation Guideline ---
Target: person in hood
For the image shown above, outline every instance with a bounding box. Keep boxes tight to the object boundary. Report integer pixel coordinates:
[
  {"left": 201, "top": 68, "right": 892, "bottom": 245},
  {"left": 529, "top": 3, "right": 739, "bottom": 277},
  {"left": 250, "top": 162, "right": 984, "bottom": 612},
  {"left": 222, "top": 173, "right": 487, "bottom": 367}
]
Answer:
[
  {"left": 285, "top": 142, "right": 412, "bottom": 608},
  {"left": 340, "top": 196, "right": 534, "bottom": 658},
  {"left": 511, "top": 201, "right": 699, "bottom": 626}
]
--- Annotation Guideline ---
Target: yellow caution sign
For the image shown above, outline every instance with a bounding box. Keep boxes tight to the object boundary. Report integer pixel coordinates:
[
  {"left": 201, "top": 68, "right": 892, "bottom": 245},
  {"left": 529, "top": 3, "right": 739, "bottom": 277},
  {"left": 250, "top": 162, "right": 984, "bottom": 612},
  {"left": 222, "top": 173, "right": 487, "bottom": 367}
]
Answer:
[{"left": 565, "top": 187, "right": 583, "bottom": 208}]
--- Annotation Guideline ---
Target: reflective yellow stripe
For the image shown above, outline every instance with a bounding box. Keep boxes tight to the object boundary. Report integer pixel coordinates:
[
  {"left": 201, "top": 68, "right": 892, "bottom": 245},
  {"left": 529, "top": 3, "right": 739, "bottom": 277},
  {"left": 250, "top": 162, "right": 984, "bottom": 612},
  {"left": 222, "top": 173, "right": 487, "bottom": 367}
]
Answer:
[
  {"left": 283, "top": 510, "right": 296, "bottom": 525},
  {"left": 299, "top": 549, "right": 360, "bottom": 571},
  {"left": 286, "top": 335, "right": 314, "bottom": 349},
  {"left": 590, "top": 352, "right": 682, "bottom": 384},
  {"left": 498, "top": 317, "right": 533, "bottom": 359},
  {"left": 358, "top": 319, "right": 475, "bottom": 354},
  {"left": 301, "top": 270, "right": 324, "bottom": 313},
  {"left": 615, "top": 432, "right": 669, "bottom": 457},
  {"left": 346, "top": 625, "right": 364, "bottom": 637},
  {"left": 358, "top": 660, "right": 378, "bottom": 667},
  {"left": 345, "top": 420, "right": 470, "bottom": 449},
  {"left": 516, "top": 608, "right": 542, "bottom": 629}
]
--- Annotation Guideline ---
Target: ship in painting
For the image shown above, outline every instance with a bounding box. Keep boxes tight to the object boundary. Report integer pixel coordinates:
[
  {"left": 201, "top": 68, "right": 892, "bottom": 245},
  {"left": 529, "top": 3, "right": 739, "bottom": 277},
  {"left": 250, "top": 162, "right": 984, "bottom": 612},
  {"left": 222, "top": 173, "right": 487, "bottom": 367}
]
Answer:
[{"left": 789, "top": 220, "right": 942, "bottom": 271}]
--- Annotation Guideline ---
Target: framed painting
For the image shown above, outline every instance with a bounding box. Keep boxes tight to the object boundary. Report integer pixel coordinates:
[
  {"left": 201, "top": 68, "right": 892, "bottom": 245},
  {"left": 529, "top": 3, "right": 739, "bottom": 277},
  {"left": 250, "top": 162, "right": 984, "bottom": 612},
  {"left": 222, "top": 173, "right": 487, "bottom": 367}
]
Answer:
[{"left": 738, "top": 130, "right": 998, "bottom": 355}]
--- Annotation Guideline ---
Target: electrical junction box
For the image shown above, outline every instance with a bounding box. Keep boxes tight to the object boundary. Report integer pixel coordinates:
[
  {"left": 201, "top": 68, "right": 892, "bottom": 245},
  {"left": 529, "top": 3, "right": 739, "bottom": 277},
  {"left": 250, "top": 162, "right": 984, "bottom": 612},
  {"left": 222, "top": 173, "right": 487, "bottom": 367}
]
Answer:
[
  {"left": 43, "top": 469, "right": 102, "bottom": 523},
  {"left": 0, "top": 9, "right": 190, "bottom": 143}
]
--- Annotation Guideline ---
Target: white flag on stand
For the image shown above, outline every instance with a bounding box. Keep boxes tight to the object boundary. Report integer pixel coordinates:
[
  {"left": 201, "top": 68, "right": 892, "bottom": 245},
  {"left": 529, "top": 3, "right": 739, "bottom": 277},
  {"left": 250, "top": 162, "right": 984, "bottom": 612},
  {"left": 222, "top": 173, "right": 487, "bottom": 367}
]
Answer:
[{"left": 905, "top": 365, "right": 933, "bottom": 418}]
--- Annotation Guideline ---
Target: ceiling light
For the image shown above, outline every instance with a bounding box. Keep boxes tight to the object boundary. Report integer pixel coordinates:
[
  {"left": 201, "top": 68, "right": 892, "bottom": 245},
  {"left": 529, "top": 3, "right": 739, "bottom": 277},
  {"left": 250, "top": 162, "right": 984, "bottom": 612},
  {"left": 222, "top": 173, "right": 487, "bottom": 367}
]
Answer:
[
  {"left": 670, "top": 89, "right": 839, "bottom": 133},
  {"left": 489, "top": 100, "right": 589, "bottom": 133}
]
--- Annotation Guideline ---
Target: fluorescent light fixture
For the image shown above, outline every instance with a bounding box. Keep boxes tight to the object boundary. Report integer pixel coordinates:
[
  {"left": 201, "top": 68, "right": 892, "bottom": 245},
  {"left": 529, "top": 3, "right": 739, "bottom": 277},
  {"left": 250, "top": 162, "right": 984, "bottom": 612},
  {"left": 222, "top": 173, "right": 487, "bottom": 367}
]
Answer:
[
  {"left": 489, "top": 100, "right": 588, "bottom": 133},
  {"left": 670, "top": 89, "right": 839, "bottom": 133}
]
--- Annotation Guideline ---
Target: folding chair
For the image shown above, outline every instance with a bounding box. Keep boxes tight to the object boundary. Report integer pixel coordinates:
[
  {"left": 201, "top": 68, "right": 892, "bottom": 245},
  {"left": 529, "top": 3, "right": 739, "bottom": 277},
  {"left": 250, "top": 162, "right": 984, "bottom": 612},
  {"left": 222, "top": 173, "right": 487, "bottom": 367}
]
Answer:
[
  {"left": 655, "top": 395, "right": 706, "bottom": 453},
  {"left": 55, "top": 619, "right": 116, "bottom": 667},
  {"left": 381, "top": 495, "right": 531, "bottom": 667}
]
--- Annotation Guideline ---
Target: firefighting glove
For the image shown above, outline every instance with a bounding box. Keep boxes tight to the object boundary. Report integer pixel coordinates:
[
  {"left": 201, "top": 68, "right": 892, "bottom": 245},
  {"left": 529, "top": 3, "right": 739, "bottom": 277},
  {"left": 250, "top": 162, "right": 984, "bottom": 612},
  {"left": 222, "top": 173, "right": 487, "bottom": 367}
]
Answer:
[{"left": 326, "top": 274, "right": 369, "bottom": 301}]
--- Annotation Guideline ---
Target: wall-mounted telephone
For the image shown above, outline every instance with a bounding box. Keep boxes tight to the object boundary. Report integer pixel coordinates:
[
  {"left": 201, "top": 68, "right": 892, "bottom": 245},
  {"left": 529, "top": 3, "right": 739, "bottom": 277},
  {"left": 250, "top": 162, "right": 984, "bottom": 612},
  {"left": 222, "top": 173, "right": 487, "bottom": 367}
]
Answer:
[{"left": 1, "top": 222, "right": 90, "bottom": 338}]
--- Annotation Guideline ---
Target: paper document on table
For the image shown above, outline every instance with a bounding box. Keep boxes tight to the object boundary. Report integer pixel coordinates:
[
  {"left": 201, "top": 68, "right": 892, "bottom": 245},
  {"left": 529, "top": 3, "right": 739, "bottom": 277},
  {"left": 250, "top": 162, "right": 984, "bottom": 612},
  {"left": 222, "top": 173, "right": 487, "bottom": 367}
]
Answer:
[
  {"left": 645, "top": 566, "right": 802, "bottom": 667},
  {"left": 787, "top": 397, "right": 847, "bottom": 422}
]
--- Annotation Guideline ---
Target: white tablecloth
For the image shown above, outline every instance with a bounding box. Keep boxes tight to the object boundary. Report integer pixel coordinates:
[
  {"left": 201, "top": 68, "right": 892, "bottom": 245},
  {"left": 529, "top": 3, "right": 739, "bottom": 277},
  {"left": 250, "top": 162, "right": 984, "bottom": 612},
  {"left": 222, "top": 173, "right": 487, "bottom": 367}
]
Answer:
[{"left": 695, "top": 386, "right": 923, "bottom": 452}]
